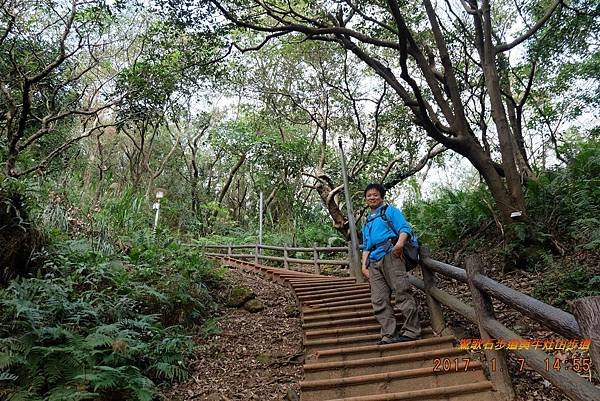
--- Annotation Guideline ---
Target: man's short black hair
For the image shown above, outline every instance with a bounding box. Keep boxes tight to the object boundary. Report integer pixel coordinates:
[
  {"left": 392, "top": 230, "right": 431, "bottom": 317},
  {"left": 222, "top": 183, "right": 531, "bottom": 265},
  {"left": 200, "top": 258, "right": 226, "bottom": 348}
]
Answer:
[{"left": 364, "top": 183, "right": 386, "bottom": 198}]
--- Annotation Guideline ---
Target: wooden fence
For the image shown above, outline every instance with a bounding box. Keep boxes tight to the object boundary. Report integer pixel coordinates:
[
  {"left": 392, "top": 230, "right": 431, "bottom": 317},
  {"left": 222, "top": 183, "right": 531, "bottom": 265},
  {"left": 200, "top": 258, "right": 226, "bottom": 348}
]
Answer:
[
  {"left": 202, "top": 243, "right": 600, "bottom": 401},
  {"left": 203, "top": 243, "right": 349, "bottom": 274}
]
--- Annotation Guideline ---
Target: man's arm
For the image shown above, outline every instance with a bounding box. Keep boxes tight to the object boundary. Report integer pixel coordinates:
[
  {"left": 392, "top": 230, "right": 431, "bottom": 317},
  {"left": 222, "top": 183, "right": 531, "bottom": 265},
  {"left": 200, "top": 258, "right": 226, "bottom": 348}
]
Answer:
[
  {"left": 392, "top": 232, "right": 409, "bottom": 258},
  {"left": 361, "top": 251, "right": 370, "bottom": 279},
  {"left": 389, "top": 207, "right": 412, "bottom": 258}
]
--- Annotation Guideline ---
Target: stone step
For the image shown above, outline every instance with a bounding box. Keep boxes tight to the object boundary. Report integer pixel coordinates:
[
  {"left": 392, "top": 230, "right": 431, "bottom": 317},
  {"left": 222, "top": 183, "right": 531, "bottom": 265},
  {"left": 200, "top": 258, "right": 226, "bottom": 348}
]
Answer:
[
  {"left": 309, "top": 382, "right": 496, "bottom": 401},
  {"left": 308, "top": 335, "right": 454, "bottom": 362},
  {"left": 301, "top": 361, "right": 487, "bottom": 401}
]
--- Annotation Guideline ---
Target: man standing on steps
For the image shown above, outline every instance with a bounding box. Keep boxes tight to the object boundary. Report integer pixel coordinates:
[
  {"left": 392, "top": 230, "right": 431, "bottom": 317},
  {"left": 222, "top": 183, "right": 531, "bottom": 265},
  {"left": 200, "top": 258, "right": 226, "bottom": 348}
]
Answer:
[{"left": 361, "top": 183, "right": 421, "bottom": 345}]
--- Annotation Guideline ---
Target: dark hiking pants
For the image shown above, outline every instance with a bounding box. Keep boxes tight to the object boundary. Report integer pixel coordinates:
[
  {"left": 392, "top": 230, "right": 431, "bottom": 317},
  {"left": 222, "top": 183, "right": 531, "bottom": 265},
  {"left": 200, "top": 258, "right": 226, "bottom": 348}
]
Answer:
[{"left": 369, "top": 252, "right": 421, "bottom": 339}]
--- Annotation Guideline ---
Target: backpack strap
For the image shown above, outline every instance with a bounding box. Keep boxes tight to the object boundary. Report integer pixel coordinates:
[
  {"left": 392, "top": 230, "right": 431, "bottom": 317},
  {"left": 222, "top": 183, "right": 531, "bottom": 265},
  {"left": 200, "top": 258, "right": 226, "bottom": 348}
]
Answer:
[
  {"left": 379, "top": 204, "right": 398, "bottom": 237},
  {"left": 366, "top": 204, "right": 399, "bottom": 252}
]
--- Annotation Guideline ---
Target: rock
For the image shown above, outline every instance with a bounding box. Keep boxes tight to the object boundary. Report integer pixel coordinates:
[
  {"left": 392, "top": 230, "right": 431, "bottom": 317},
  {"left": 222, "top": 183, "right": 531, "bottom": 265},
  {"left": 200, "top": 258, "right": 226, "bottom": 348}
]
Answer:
[
  {"left": 285, "top": 388, "right": 299, "bottom": 401},
  {"left": 226, "top": 286, "right": 255, "bottom": 307},
  {"left": 205, "top": 392, "right": 223, "bottom": 401},
  {"left": 243, "top": 298, "right": 265, "bottom": 313},
  {"left": 256, "top": 353, "right": 271, "bottom": 365},
  {"left": 284, "top": 305, "right": 299, "bottom": 317}
]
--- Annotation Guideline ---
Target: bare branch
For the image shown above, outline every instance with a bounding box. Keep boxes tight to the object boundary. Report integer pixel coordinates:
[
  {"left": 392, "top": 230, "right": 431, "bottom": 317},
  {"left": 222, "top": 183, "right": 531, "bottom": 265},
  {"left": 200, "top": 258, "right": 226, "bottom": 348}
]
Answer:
[
  {"left": 14, "top": 118, "right": 124, "bottom": 177},
  {"left": 383, "top": 144, "right": 447, "bottom": 188},
  {"left": 233, "top": 32, "right": 288, "bottom": 52},
  {"left": 495, "top": 0, "right": 561, "bottom": 53}
]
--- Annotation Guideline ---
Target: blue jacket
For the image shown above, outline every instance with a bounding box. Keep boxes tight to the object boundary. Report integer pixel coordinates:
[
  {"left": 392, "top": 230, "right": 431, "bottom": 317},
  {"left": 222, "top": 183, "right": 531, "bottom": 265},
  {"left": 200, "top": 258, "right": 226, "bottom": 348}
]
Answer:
[{"left": 362, "top": 204, "right": 417, "bottom": 262}]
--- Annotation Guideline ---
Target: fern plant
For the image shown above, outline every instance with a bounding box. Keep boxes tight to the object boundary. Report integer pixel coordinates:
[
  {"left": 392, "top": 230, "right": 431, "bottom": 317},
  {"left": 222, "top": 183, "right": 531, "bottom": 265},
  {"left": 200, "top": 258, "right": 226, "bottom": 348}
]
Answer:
[{"left": 0, "top": 236, "right": 220, "bottom": 400}]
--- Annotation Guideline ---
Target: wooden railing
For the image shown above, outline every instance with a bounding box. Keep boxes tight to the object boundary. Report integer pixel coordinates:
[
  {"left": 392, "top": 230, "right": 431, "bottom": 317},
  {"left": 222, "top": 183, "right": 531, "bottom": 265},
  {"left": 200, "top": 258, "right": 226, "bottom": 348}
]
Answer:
[
  {"left": 416, "top": 249, "right": 599, "bottom": 401},
  {"left": 203, "top": 243, "right": 349, "bottom": 274},
  {"left": 202, "top": 243, "right": 600, "bottom": 401}
]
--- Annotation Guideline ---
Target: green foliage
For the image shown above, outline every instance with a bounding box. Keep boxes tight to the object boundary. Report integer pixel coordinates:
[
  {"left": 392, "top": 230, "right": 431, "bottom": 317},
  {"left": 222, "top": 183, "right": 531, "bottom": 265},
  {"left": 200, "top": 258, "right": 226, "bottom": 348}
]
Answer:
[
  {"left": 403, "top": 185, "right": 494, "bottom": 250},
  {"left": 403, "top": 139, "right": 600, "bottom": 258},
  {"left": 533, "top": 264, "right": 600, "bottom": 309},
  {"left": 527, "top": 139, "right": 600, "bottom": 249},
  {"left": 0, "top": 236, "right": 222, "bottom": 400}
]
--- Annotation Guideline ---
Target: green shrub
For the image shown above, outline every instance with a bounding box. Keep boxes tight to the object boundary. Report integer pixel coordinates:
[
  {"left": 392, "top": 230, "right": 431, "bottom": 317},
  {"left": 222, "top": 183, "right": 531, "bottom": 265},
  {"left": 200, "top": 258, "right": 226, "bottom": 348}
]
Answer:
[
  {"left": 0, "top": 236, "right": 222, "bottom": 401},
  {"left": 533, "top": 264, "right": 600, "bottom": 309},
  {"left": 527, "top": 139, "right": 600, "bottom": 249},
  {"left": 403, "top": 185, "right": 493, "bottom": 250}
]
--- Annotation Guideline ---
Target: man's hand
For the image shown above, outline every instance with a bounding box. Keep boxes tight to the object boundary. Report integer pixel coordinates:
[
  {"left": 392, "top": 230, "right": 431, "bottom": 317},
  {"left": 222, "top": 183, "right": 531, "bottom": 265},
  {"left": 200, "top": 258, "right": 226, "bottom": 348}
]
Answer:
[
  {"left": 392, "top": 244, "right": 404, "bottom": 258},
  {"left": 362, "top": 266, "right": 370, "bottom": 279},
  {"left": 393, "top": 232, "right": 409, "bottom": 258}
]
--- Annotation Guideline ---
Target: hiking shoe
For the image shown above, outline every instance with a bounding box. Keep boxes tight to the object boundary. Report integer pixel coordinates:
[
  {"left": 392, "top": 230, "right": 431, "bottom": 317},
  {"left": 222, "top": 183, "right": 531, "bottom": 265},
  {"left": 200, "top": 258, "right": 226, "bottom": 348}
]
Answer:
[
  {"left": 376, "top": 336, "right": 396, "bottom": 345},
  {"left": 376, "top": 335, "right": 415, "bottom": 345},
  {"left": 394, "top": 335, "right": 417, "bottom": 343}
]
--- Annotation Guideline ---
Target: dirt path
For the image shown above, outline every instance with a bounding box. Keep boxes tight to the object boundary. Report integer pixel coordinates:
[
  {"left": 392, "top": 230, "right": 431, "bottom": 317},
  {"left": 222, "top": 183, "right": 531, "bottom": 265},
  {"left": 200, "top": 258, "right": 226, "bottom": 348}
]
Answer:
[{"left": 163, "top": 268, "right": 303, "bottom": 401}]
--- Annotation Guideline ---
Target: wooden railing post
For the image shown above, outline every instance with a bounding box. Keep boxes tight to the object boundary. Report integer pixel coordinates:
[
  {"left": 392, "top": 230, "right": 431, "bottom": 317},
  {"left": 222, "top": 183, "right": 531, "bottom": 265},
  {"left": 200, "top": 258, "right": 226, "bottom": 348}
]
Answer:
[
  {"left": 283, "top": 244, "right": 289, "bottom": 270},
  {"left": 313, "top": 243, "right": 320, "bottom": 274},
  {"left": 227, "top": 244, "right": 232, "bottom": 256},
  {"left": 466, "top": 256, "right": 515, "bottom": 401},
  {"left": 572, "top": 296, "right": 600, "bottom": 375},
  {"left": 419, "top": 247, "right": 447, "bottom": 336},
  {"left": 254, "top": 244, "right": 259, "bottom": 264}
]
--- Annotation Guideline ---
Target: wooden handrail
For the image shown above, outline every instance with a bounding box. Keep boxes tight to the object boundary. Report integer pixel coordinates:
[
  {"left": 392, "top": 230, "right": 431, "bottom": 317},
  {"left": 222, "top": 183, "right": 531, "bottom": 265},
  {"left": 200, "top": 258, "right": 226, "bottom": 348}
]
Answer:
[
  {"left": 204, "top": 252, "right": 349, "bottom": 266},
  {"left": 203, "top": 243, "right": 583, "bottom": 337},
  {"left": 200, "top": 243, "right": 349, "bottom": 253},
  {"left": 421, "top": 255, "right": 582, "bottom": 338},
  {"left": 409, "top": 273, "right": 599, "bottom": 401}
]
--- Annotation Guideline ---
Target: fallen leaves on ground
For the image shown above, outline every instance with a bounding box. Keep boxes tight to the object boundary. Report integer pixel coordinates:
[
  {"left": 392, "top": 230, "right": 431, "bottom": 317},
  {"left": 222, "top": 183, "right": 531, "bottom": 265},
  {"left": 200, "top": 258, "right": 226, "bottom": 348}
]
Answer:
[{"left": 162, "top": 268, "right": 303, "bottom": 401}]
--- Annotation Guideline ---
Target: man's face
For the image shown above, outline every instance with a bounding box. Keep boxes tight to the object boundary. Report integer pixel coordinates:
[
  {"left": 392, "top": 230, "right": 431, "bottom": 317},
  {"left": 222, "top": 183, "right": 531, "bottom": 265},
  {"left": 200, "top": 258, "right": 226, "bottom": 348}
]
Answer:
[{"left": 365, "top": 188, "right": 383, "bottom": 209}]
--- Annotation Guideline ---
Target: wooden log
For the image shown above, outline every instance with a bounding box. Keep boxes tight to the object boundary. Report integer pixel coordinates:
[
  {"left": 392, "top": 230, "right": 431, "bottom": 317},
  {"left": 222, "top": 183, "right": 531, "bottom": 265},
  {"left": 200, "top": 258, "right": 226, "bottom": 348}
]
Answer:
[
  {"left": 259, "top": 244, "right": 348, "bottom": 252},
  {"left": 422, "top": 256, "right": 582, "bottom": 338},
  {"left": 202, "top": 243, "right": 348, "bottom": 253},
  {"left": 419, "top": 247, "right": 447, "bottom": 336},
  {"left": 472, "top": 274, "right": 581, "bottom": 338},
  {"left": 241, "top": 254, "right": 348, "bottom": 265},
  {"left": 483, "top": 319, "right": 600, "bottom": 401},
  {"left": 202, "top": 244, "right": 256, "bottom": 249},
  {"left": 211, "top": 253, "right": 255, "bottom": 259},
  {"left": 466, "top": 256, "right": 515, "bottom": 401},
  {"left": 408, "top": 276, "right": 477, "bottom": 323},
  {"left": 571, "top": 296, "right": 600, "bottom": 374}
]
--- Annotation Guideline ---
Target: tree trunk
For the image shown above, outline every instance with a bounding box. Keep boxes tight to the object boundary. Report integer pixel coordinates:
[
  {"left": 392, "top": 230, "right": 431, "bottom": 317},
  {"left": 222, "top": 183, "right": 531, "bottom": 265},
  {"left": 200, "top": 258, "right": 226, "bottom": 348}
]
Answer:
[
  {"left": 315, "top": 180, "right": 349, "bottom": 240},
  {"left": 481, "top": 1, "right": 526, "bottom": 216},
  {"left": 217, "top": 154, "right": 246, "bottom": 205}
]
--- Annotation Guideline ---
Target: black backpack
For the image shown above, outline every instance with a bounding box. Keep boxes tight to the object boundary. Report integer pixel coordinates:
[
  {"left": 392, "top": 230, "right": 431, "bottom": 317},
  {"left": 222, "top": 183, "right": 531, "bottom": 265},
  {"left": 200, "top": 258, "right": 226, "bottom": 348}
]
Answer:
[{"left": 366, "top": 204, "right": 421, "bottom": 271}]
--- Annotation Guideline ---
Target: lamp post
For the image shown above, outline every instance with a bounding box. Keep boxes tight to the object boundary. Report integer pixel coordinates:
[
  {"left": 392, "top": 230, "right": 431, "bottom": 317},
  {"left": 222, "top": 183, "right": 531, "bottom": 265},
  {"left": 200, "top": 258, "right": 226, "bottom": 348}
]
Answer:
[
  {"left": 153, "top": 189, "right": 165, "bottom": 234},
  {"left": 258, "top": 191, "right": 263, "bottom": 255}
]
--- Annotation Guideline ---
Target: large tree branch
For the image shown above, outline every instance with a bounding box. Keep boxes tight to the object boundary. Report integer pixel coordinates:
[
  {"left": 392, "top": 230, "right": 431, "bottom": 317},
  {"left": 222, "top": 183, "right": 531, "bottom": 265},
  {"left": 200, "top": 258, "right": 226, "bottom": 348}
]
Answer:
[
  {"left": 14, "top": 118, "right": 123, "bottom": 177},
  {"left": 18, "top": 98, "right": 122, "bottom": 151},
  {"left": 383, "top": 143, "right": 447, "bottom": 188},
  {"left": 422, "top": 0, "right": 469, "bottom": 133},
  {"left": 494, "top": 0, "right": 561, "bottom": 53},
  {"left": 210, "top": 0, "right": 401, "bottom": 51}
]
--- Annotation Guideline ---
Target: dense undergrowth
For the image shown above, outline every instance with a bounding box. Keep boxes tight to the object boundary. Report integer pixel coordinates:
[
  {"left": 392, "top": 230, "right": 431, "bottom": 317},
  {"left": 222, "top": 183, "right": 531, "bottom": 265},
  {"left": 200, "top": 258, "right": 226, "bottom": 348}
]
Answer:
[
  {"left": 0, "top": 223, "right": 222, "bottom": 400},
  {"left": 404, "top": 139, "right": 600, "bottom": 308}
]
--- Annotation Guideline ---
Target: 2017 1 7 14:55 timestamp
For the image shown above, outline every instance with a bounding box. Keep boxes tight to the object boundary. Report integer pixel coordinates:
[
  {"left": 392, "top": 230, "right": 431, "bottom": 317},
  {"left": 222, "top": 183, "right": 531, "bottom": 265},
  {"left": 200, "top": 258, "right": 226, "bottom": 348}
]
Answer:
[{"left": 490, "top": 357, "right": 592, "bottom": 372}]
